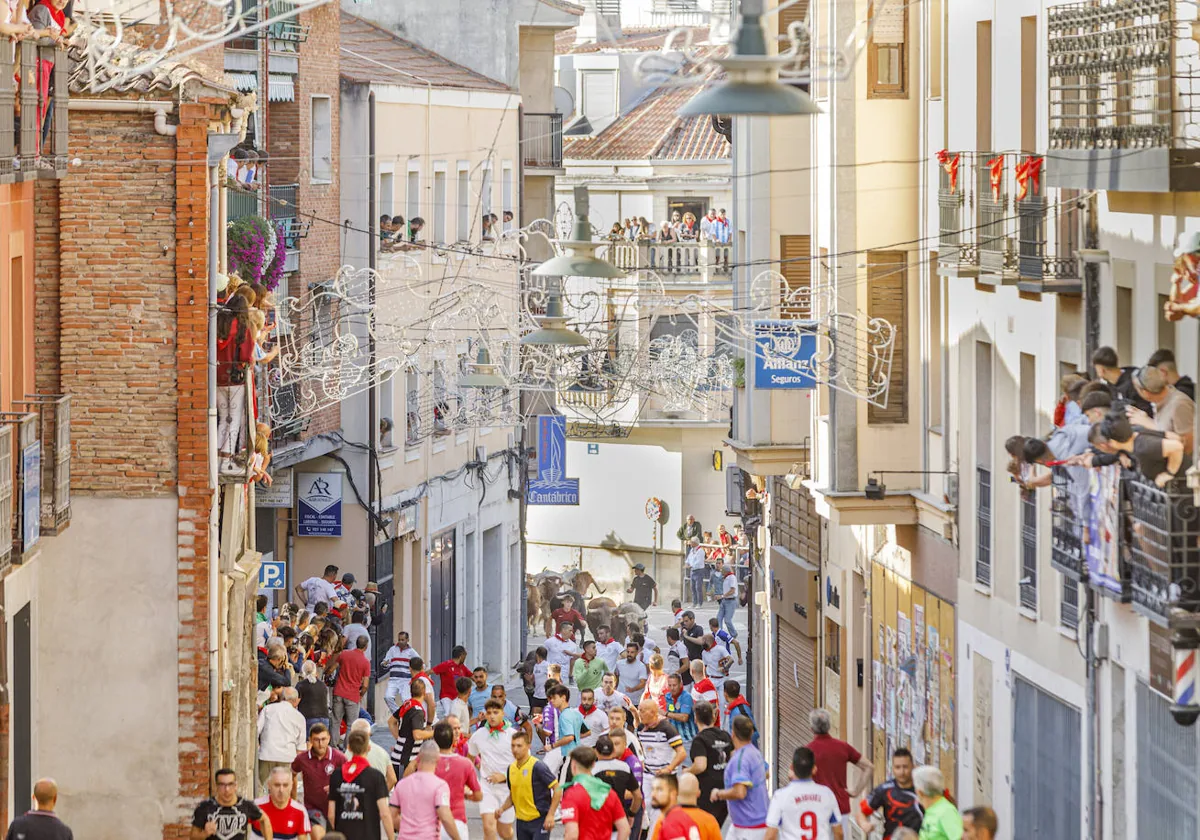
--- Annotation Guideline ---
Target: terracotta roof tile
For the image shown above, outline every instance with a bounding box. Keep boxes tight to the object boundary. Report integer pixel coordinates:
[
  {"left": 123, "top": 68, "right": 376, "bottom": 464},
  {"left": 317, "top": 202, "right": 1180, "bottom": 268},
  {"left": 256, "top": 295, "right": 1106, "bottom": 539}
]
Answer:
[
  {"left": 340, "top": 13, "right": 512, "bottom": 92},
  {"left": 555, "top": 26, "right": 710, "bottom": 55},
  {"left": 67, "top": 22, "right": 236, "bottom": 96},
  {"left": 563, "top": 50, "right": 729, "bottom": 161}
]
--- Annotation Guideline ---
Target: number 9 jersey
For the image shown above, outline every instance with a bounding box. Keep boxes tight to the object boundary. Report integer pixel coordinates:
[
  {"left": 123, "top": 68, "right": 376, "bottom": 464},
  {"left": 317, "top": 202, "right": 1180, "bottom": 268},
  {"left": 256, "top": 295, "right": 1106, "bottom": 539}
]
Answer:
[{"left": 766, "top": 779, "right": 843, "bottom": 840}]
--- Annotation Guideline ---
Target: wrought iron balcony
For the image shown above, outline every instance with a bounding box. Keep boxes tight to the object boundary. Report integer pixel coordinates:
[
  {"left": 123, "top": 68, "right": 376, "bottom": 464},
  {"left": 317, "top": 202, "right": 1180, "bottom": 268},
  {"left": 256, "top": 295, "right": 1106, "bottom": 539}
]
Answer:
[
  {"left": 228, "top": 188, "right": 260, "bottom": 223},
  {"left": 1047, "top": 0, "right": 1200, "bottom": 191},
  {"left": 14, "top": 395, "right": 71, "bottom": 535},
  {"left": 0, "top": 412, "right": 40, "bottom": 568},
  {"left": 1016, "top": 158, "right": 1082, "bottom": 294},
  {"left": 0, "top": 39, "right": 68, "bottom": 183},
  {"left": 1121, "top": 474, "right": 1200, "bottom": 626},
  {"left": 1051, "top": 471, "right": 1084, "bottom": 581},
  {"left": 935, "top": 151, "right": 978, "bottom": 276},
  {"left": 523, "top": 112, "right": 564, "bottom": 171},
  {"left": 976, "top": 153, "right": 1015, "bottom": 284}
]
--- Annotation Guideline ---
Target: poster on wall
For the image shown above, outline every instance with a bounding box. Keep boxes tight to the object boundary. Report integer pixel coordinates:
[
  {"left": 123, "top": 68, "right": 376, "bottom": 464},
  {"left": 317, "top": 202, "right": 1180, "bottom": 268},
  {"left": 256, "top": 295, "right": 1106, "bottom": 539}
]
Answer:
[
  {"left": 872, "top": 661, "right": 885, "bottom": 728},
  {"left": 527, "top": 415, "right": 580, "bottom": 505},
  {"left": 297, "top": 472, "right": 343, "bottom": 537}
]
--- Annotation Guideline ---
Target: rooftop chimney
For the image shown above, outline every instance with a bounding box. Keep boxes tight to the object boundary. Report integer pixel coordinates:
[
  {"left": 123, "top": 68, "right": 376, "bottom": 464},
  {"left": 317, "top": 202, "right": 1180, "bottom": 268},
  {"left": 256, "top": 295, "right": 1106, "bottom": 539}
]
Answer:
[{"left": 576, "top": 0, "right": 622, "bottom": 44}]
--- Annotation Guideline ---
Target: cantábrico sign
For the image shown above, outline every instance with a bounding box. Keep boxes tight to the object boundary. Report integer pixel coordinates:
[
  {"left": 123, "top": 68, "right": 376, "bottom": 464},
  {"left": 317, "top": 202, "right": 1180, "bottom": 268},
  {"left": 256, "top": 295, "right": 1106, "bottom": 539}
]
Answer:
[
  {"left": 527, "top": 415, "right": 579, "bottom": 505},
  {"left": 297, "top": 472, "right": 343, "bottom": 537},
  {"left": 753, "top": 319, "right": 818, "bottom": 390}
]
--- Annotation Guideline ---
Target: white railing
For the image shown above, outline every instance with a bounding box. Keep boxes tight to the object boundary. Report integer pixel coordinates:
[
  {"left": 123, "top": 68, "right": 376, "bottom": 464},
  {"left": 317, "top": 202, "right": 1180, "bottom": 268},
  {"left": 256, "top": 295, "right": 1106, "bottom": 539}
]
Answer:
[{"left": 602, "top": 241, "right": 732, "bottom": 279}]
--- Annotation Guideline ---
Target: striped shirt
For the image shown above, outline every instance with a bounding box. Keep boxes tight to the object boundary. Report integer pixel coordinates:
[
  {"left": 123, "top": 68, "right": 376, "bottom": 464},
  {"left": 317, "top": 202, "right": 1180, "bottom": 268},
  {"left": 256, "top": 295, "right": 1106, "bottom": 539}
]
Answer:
[
  {"left": 637, "top": 719, "right": 683, "bottom": 775},
  {"left": 390, "top": 701, "right": 428, "bottom": 768},
  {"left": 381, "top": 644, "right": 419, "bottom": 680}
]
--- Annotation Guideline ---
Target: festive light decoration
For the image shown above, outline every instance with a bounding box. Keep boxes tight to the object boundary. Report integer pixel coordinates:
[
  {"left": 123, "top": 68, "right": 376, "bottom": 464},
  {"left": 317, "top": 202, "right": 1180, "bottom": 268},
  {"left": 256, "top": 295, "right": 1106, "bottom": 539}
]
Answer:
[{"left": 987, "top": 156, "right": 1005, "bottom": 202}]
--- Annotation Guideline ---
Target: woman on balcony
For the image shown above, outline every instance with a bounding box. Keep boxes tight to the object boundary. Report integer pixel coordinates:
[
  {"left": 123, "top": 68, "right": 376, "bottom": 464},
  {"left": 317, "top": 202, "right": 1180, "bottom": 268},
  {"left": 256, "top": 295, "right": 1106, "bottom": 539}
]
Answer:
[
  {"left": 657, "top": 221, "right": 678, "bottom": 243},
  {"left": 679, "top": 212, "right": 698, "bottom": 241},
  {"left": 216, "top": 295, "right": 257, "bottom": 476}
]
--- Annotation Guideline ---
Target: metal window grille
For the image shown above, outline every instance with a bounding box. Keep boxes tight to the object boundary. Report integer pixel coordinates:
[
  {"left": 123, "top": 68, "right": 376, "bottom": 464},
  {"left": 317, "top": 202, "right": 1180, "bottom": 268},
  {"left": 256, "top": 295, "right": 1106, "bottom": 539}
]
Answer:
[
  {"left": 1061, "top": 576, "right": 1079, "bottom": 631},
  {"left": 976, "top": 466, "right": 992, "bottom": 586},
  {"left": 1020, "top": 488, "right": 1038, "bottom": 611}
]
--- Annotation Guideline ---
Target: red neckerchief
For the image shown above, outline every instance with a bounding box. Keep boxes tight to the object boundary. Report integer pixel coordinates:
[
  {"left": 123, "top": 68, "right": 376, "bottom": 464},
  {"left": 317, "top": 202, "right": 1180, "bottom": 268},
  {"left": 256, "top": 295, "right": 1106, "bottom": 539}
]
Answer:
[
  {"left": 258, "top": 646, "right": 269, "bottom": 657},
  {"left": 342, "top": 755, "right": 370, "bottom": 782},
  {"left": 487, "top": 722, "right": 508, "bottom": 738},
  {"left": 705, "top": 641, "right": 716, "bottom": 651},
  {"left": 726, "top": 696, "right": 751, "bottom": 714},
  {"left": 724, "top": 570, "right": 735, "bottom": 578},
  {"left": 37, "top": 0, "right": 64, "bottom": 28},
  {"left": 411, "top": 671, "right": 431, "bottom": 687},
  {"left": 579, "top": 704, "right": 596, "bottom": 715},
  {"left": 553, "top": 634, "right": 565, "bottom": 643},
  {"left": 396, "top": 698, "right": 424, "bottom": 720}
]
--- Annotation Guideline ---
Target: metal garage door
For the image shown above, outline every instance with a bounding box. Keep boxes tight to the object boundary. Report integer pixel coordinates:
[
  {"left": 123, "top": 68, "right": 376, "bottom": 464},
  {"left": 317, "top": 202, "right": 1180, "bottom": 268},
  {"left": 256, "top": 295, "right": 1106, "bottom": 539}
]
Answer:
[
  {"left": 1137, "top": 681, "right": 1198, "bottom": 837},
  {"left": 1013, "top": 678, "right": 1082, "bottom": 839},
  {"left": 776, "top": 616, "right": 817, "bottom": 771}
]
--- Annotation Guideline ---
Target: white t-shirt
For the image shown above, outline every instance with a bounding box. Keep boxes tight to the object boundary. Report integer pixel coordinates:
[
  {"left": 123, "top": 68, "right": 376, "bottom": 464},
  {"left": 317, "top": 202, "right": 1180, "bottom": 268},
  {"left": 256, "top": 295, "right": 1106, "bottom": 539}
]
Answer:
[
  {"left": 702, "top": 643, "right": 731, "bottom": 678},
  {"left": 686, "top": 547, "right": 708, "bottom": 571},
  {"left": 615, "top": 658, "right": 649, "bottom": 696},
  {"left": 468, "top": 725, "right": 516, "bottom": 778},
  {"left": 254, "top": 620, "right": 271, "bottom": 649},
  {"left": 721, "top": 573, "right": 737, "bottom": 599},
  {"left": 597, "top": 639, "right": 624, "bottom": 672},
  {"left": 545, "top": 635, "right": 582, "bottom": 671},
  {"left": 343, "top": 623, "right": 370, "bottom": 660},
  {"left": 301, "top": 576, "right": 338, "bottom": 610},
  {"left": 767, "top": 780, "right": 842, "bottom": 840},
  {"left": 532, "top": 661, "right": 551, "bottom": 699},
  {"left": 596, "top": 688, "right": 630, "bottom": 714},
  {"left": 580, "top": 707, "right": 610, "bottom": 746},
  {"left": 666, "top": 641, "right": 689, "bottom": 675}
]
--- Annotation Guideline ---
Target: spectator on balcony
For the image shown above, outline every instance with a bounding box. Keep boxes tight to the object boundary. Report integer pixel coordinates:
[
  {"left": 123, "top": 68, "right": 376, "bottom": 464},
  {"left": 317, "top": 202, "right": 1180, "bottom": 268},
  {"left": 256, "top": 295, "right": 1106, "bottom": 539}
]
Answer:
[
  {"left": 679, "top": 212, "right": 698, "bottom": 241},
  {"left": 1127, "top": 365, "right": 1195, "bottom": 453},
  {"left": 1097, "top": 409, "right": 1190, "bottom": 487},
  {"left": 712, "top": 210, "right": 731, "bottom": 245},
  {"left": 482, "top": 214, "right": 495, "bottom": 241},
  {"left": 623, "top": 218, "right": 635, "bottom": 241},
  {"left": 226, "top": 147, "right": 246, "bottom": 184},
  {"left": 380, "top": 213, "right": 395, "bottom": 241},
  {"left": 700, "top": 209, "right": 718, "bottom": 241},
  {"left": 1148, "top": 348, "right": 1196, "bottom": 401},
  {"left": 1092, "top": 345, "right": 1152, "bottom": 414},
  {"left": 251, "top": 423, "right": 273, "bottom": 486},
  {"left": 217, "top": 295, "right": 257, "bottom": 475},
  {"left": 1054, "top": 372, "right": 1086, "bottom": 427},
  {"left": 608, "top": 223, "right": 625, "bottom": 241},
  {"left": 658, "top": 221, "right": 679, "bottom": 243},
  {"left": 637, "top": 217, "right": 653, "bottom": 241},
  {"left": 668, "top": 210, "right": 683, "bottom": 236},
  {"left": 239, "top": 149, "right": 260, "bottom": 190},
  {"left": 1017, "top": 423, "right": 1091, "bottom": 507}
]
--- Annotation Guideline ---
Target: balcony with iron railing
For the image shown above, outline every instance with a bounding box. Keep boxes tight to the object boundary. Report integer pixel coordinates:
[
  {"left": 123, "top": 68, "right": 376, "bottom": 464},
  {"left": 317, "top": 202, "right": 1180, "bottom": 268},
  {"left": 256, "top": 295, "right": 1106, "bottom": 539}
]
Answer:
[
  {"left": 976, "top": 152, "right": 1016, "bottom": 284},
  {"left": 1015, "top": 157, "right": 1082, "bottom": 294},
  {"left": 935, "top": 151, "right": 978, "bottom": 277},
  {"left": 0, "top": 39, "right": 68, "bottom": 183},
  {"left": 523, "top": 112, "right": 564, "bottom": 172},
  {"left": 604, "top": 240, "right": 733, "bottom": 283},
  {"left": 1047, "top": 0, "right": 1200, "bottom": 192},
  {"left": 1121, "top": 473, "right": 1200, "bottom": 627},
  {"left": 1050, "top": 470, "right": 1085, "bottom": 581},
  {"left": 0, "top": 396, "right": 71, "bottom": 570},
  {"left": 269, "top": 182, "right": 301, "bottom": 274}
]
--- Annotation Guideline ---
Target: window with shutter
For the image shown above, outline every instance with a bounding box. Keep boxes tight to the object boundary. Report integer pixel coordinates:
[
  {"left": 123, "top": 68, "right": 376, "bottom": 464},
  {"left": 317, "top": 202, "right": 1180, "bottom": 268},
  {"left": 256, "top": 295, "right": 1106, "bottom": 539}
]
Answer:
[
  {"left": 868, "top": 0, "right": 908, "bottom": 98},
  {"left": 776, "top": 0, "right": 809, "bottom": 38},
  {"left": 779, "top": 235, "right": 812, "bottom": 319},
  {"left": 867, "top": 251, "right": 908, "bottom": 424}
]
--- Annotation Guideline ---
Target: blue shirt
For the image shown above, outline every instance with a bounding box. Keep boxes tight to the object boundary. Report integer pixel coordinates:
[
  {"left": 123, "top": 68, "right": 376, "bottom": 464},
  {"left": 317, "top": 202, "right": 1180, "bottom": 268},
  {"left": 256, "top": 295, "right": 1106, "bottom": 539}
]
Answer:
[
  {"left": 664, "top": 690, "right": 696, "bottom": 741},
  {"left": 469, "top": 684, "right": 494, "bottom": 718},
  {"left": 724, "top": 744, "right": 769, "bottom": 827},
  {"left": 557, "top": 708, "right": 585, "bottom": 747}
]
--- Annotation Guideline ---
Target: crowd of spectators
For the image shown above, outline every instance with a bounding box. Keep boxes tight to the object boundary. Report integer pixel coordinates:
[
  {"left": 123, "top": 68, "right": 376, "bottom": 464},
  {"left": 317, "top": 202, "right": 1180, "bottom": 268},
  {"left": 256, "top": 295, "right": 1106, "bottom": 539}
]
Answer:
[{"left": 608, "top": 208, "right": 732, "bottom": 245}]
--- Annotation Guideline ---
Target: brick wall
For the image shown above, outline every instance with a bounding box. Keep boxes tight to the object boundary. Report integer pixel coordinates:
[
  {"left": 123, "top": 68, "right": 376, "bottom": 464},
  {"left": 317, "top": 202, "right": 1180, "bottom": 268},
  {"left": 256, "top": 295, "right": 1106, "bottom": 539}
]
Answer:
[
  {"left": 33, "top": 181, "right": 59, "bottom": 397},
  {"left": 294, "top": 2, "right": 341, "bottom": 439},
  {"left": 266, "top": 100, "right": 300, "bottom": 184},
  {"left": 170, "top": 102, "right": 217, "bottom": 839},
  {"left": 54, "top": 111, "right": 179, "bottom": 493}
]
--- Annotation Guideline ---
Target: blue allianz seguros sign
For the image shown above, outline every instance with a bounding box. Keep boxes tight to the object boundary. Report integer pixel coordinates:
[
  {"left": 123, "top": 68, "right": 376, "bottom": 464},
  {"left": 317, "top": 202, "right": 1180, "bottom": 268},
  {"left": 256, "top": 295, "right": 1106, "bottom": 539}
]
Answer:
[{"left": 753, "top": 319, "right": 819, "bottom": 389}]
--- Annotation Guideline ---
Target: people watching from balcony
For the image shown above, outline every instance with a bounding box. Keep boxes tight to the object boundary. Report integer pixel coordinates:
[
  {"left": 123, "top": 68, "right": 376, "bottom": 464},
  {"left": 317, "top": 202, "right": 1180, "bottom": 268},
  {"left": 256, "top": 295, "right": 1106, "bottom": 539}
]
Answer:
[
  {"left": 482, "top": 213, "right": 495, "bottom": 240},
  {"left": 679, "top": 212, "right": 698, "bottom": 241},
  {"left": 217, "top": 294, "right": 257, "bottom": 476},
  {"left": 1054, "top": 372, "right": 1087, "bottom": 427},
  {"left": 636, "top": 217, "right": 653, "bottom": 241},
  {"left": 28, "top": 0, "right": 70, "bottom": 40},
  {"left": 658, "top": 221, "right": 679, "bottom": 243},
  {"left": 1126, "top": 364, "right": 1195, "bottom": 453},
  {"left": 608, "top": 222, "right": 625, "bottom": 241},
  {"left": 700, "top": 209, "right": 718, "bottom": 241},
  {"left": 1147, "top": 348, "right": 1195, "bottom": 400},
  {"left": 712, "top": 209, "right": 731, "bottom": 244},
  {"left": 1092, "top": 345, "right": 1152, "bottom": 413},
  {"left": 1095, "top": 410, "right": 1190, "bottom": 487}
]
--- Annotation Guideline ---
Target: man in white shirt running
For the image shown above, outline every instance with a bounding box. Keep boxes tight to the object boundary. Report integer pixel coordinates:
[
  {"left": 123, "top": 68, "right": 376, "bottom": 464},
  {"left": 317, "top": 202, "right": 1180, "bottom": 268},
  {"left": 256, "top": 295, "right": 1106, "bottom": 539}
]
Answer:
[
  {"left": 596, "top": 625, "right": 625, "bottom": 673},
  {"left": 615, "top": 642, "right": 649, "bottom": 704},
  {"left": 766, "top": 747, "right": 843, "bottom": 840},
  {"left": 468, "top": 700, "right": 517, "bottom": 840},
  {"left": 544, "top": 622, "right": 583, "bottom": 680},
  {"left": 700, "top": 635, "right": 734, "bottom": 704},
  {"left": 296, "top": 564, "right": 339, "bottom": 611},
  {"left": 597, "top": 673, "right": 635, "bottom": 715}
]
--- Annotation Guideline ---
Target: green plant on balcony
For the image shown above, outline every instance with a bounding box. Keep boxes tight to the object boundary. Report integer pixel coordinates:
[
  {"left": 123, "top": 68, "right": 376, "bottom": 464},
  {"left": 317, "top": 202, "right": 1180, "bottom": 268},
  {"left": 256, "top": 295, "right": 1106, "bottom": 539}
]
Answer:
[{"left": 228, "top": 215, "right": 287, "bottom": 290}]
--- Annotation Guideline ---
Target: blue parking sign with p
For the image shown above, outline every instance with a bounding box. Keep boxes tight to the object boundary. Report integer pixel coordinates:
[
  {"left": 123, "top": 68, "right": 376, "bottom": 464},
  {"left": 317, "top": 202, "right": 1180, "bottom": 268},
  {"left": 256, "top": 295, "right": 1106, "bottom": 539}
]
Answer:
[{"left": 259, "top": 561, "right": 286, "bottom": 591}]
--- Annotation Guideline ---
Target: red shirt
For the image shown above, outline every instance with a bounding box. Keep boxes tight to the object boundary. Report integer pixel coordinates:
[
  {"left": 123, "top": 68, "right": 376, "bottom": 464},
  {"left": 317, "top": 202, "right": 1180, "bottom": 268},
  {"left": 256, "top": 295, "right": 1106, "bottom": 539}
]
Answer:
[
  {"left": 432, "top": 659, "right": 472, "bottom": 699},
  {"left": 333, "top": 648, "right": 371, "bottom": 702},
  {"left": 806, "top": 733, "right": 861, "bottom": 814},
  {"left": 253, "top": 796, "right": 311, "bottom": 840},
  {"left": 560, "top": 783, "right": 626, "bottom": 840},
  {"left": 655, "top": 805, "right": 702, "bottom": 840},
  {"left": 552, "top": 608, "right": 586, "bottom": 633},
  {"left": 290, "top": 746, "right": 347, "bottom": 813},
  {"left": 216, "top": 317, "right": 256, "bottom": 387},
  {"left": 435, "top": 752, "right": 481, "bottom": 822}
]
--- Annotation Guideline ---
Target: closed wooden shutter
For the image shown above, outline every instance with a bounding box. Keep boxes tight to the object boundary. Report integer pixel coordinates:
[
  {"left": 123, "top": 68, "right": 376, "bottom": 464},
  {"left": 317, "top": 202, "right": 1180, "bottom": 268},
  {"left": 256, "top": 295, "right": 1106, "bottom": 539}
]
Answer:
[
  {"left": 867, "top": 250, "right": 908, "bottom": 424},
  {"left": 780, "top": 235, "right": 812, "bottom": 319},
  {"left": 776, "top": 617, "right": 818, "bottom": 771},
  {"left": 777, "top": 0, "right": 809, "bottom": 37}
]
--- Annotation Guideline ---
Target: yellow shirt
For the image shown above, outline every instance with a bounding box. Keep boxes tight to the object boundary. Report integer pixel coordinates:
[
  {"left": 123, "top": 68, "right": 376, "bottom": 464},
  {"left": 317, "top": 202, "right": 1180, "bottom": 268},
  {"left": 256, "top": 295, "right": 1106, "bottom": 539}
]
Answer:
[{"left": 506, "top": 755, "right": 558, "bottom": 822}]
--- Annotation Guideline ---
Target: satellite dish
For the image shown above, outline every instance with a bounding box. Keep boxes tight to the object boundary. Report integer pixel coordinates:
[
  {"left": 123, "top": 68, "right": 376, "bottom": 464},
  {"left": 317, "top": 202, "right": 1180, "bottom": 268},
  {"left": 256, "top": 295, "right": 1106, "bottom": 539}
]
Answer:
[{"left": 554, "top": 85, "right": 575, "bottom": 117}]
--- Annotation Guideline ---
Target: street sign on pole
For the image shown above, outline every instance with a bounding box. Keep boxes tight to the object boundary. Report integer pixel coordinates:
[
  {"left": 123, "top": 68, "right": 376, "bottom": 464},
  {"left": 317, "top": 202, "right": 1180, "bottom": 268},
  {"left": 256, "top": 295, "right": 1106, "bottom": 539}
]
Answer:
[{"left": 258, "top": 560, "right": 286, "bottom": 590}]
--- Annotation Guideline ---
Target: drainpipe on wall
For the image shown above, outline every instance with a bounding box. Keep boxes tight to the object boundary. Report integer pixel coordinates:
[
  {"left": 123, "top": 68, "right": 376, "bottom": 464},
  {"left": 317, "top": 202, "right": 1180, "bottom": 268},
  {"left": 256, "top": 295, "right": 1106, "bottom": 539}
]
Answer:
[{"left": 366, "top": 91, "right": 378, "bottom": 712}]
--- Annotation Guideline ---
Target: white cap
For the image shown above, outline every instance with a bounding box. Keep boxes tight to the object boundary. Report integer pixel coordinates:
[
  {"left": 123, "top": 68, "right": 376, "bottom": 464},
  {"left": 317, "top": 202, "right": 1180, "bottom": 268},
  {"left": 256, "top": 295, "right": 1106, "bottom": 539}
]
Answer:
[
  {"left": 215, "top": 272, "right": 230, "bottom": 293},
  {"left": 1175, "top": 231, "right": 1200, "bottom": 258}
]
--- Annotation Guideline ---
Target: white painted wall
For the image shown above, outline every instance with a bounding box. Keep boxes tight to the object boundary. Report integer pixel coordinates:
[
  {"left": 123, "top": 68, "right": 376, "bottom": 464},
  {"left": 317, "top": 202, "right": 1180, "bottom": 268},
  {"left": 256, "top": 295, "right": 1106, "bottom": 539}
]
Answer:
[{"left": 26, "top": 496, "right": 179, "bottom": 838}]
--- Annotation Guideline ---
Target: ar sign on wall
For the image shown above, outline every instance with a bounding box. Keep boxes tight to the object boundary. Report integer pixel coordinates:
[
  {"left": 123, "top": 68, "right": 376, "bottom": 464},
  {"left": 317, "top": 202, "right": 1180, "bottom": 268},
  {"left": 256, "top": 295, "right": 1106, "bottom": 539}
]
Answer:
[
  {"left": 297, "top": 472, "right": 343, "bottom": 537},
  {"left": 527, "top": 415, "right": 580, "bottom": 505},
  {"left": 259, "top": 560, "right": 286, "bottom": 590},
  {"left": 753, "top": 319, "right": 819, "bottom": 389}
]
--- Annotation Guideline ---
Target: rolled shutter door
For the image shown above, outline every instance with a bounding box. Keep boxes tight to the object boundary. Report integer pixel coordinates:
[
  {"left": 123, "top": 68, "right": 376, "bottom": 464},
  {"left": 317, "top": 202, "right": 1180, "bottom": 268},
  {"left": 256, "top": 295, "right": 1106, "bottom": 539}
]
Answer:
[{"left": 775, "top": 617, "right": 818, "bottom": 770}]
